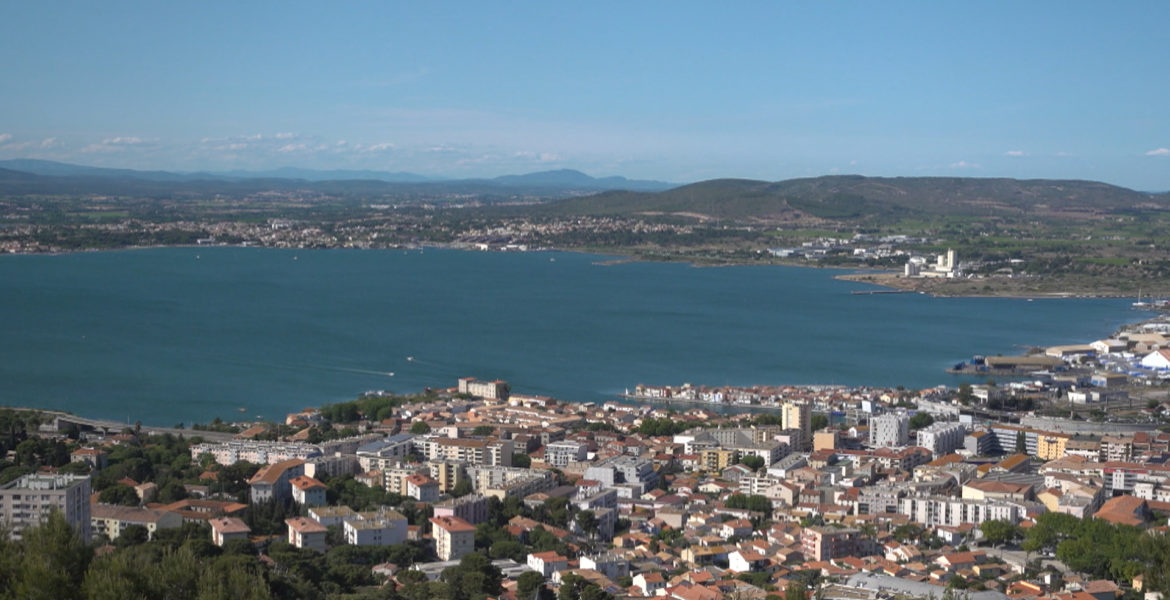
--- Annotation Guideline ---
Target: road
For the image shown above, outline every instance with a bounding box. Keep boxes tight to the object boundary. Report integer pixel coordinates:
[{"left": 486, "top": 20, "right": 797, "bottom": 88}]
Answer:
[{"left": 7, "top": 407, "right": 240, "bottom": 443}]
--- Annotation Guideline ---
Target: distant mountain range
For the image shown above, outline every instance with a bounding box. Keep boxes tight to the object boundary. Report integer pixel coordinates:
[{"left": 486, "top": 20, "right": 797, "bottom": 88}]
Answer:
[
  {"left": 3, "top": 160, "right": 1168, "bottom": 224},
  {"left": 0, "top": 159, "right": 677, "bottom": 194}
]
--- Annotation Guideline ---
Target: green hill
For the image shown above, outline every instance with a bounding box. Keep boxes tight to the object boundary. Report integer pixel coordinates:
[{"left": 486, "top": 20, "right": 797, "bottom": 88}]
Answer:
[{"left": 535, "top": 175, "right": 1170, "bottom": 223}]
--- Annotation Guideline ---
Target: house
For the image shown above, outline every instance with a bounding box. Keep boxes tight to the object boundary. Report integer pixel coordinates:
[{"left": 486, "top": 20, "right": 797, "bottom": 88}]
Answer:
[
  {"left": 70, "top": 448, "right": 108, "bottom": 470},
  {"left": 527, "top": 551, "right": 570, "bottom": 578},
  {"left": 633, "top": 572, "right": 667, "bottom": 596},
  {"left": 289, "top": 475, "right": 327, "bottom": 506},
  {"left": 728, "top": 550, "right": 769, "bottom": 573},
  {"left": 1093, "top": 495, "right": 1151, "bottom": 527},
  {"left": 209, "top": 517, "right": 251, "bottom": 547},
  {"left": 721, "top": 519, "right": 754, "bottom": 539},
  {"left": 286, "top": 516, "right": 328, "bottom": 552}
]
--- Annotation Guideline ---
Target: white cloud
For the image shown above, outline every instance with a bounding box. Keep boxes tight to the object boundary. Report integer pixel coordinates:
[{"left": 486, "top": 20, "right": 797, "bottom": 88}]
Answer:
[
  {"left": 40, "top": 137, "right": 59, "bottom": 148},
  {"left": 949, "top": 160, "right": 981, "bottom": 169},
  {"left": 277, "top": 143, "right": 308, "bottom": 153},
  {"left": 1146, "top": 148, "right": 1170, "bottom": 156},
  {"left": 274, "top": 132, "right": 297, "bottom": 140},
  {"left": 1004, "top": 150, "right": 1026, "bottom": 156},
  {"left": 363, "top": 142, "right": 395, "bottom": 152},
  {"left": 102, "top": 136, "right": 148, "bottom": 145},
  {"left": 0, "top": 133, "right": 12, "bottom": 144}
]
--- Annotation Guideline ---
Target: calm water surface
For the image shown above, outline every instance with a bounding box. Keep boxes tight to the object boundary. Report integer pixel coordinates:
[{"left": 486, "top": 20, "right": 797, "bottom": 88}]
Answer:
[{"left": 0, "top": 247, "right": 1143, "bottom": 425}]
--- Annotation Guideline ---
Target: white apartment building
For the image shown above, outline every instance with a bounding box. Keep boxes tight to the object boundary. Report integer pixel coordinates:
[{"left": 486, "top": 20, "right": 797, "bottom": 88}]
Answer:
[
  {"left": 916, "top": 422, "right": 967, "bottom": 457},
  {"left": 189, "top": 440, "right": 321, "bottom": 466},
  {"left": 414, "top": 436, "right": 514, "bottom": 467},
  {"left": 430, "top": 516, "right": 476, "bottom": 561},
  {"left": 870, "top": 412, "right": 910, "bottom": 448},
  {"left": 899, "top": 495, "right": 1022, "bottom": 527},
  {"left": 545, "top": 441, "right": 589, "bottom": 467}
]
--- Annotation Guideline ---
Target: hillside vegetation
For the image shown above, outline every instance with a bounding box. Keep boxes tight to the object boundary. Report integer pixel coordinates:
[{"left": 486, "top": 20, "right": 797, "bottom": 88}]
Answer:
[{"left": 535, "top": 175, "right": 1170, "bottom": 223}]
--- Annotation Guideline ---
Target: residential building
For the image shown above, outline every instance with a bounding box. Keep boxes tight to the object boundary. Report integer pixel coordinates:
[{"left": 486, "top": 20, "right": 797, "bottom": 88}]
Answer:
[
  {"left": 545, "top": 441, "right": 589, "bottom": 467},
  {"left": 308, "top": 505, "right": 356, "bottom": 528},
  {"left": 248, "top": 458, "right": 306, "bottom": 504},
  {"left": 583, "top": 456, "right": 658, "bottom": 494},
  {"left": 344, "top": 510, "right": 408, "bottom": 546},
  {"left": 870, "top": 412, "right": 910, "bottom": 448},
  {"left": 0, "top": 473, "right": 91, "bottom": 540},
  {"left": 286, "top": 516, "right": 328, "bottom": 552},
  {"left": 355, "top": 434, "right": 417, "bottom": 472},
  {"left": 189, "top": 440, "right": 321, "bottom": 466},
  {"left": 527, "top": 551, "right": 570, "bottom": 578},
  {"left": 802, "top": 526, "right": 861, "bottom": 561},
  {"left": 404, "top": 473, "right": 439, "bottom": 502},
  {"left": 578, "top": 554, "right": 629, "bottom": 580},
  {"left": 289, "top": 475, "right": 327, "bottom": 506},
  {"left": 90, "top": 504, "right": 182, "bottom": 542},
  {"left": 414, "top": 437, "right": 514, "bottom": 467},
  {"left": 432, "top": 494, "right": 489, "bottom": 525},
  {"left": 209, "top": 517, "right": 250, "bottom": 546},
  {"left": 782, "top": 402, "right": 812, "bottom": 444},
  {"left": 917, "top": 422, "right": 967, "bottom": 457},
  {"left": 899, "top": 495, "right": 1024, "bottom": 527},
  {"left": 427, "top": 460, "right": 467, "bottom": 494},
  {"left": 430, "top": 516, "right": 476, "bottom": 561},
  {"left": 70, "top": 448, "right": 108, "bottom": 470}
]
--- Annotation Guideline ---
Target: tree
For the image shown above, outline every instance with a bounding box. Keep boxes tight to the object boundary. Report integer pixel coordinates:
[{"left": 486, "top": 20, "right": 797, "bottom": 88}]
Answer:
[
  {"left": 810, "top": 414, "right": 829, "bottom": 431},
  {"left": 739, "top": 455, "right": 765, "bottom": 471},
  {"left": 575, "top": 510, "right": 599, "bottom": 539},
  {"left": 409, "top": 421, "right": 431, "bottom": 434},
  {"left": 909, "top": 412, "right": 934, "bottom": 430},
  {"left": 452, "top": 477, "right": 474, "bottom": 498},
  {"left": 1016, "top": 430, "right": 1027, "bottom": 455},
  {"left": 517, "top": 571, "right": 548, "bottom": 600},
  {"left": 115, "top": 524, "right": 150, "bottom": 547},
  {"left": 512, "top": 453, "right": 531, "bottom": 468},
  {"left": 472, "top": 425, "right": 495, "bottom": 437},
  {"left": 11, "top": 511, "right": 93, "bottom": 600},
  {"left": 100, "top": 483, "right": 141, "bottom": 506},
  {"left": 979, "top": 520, "right": 1019, "bottom": 548},
  {"left": 957, "top": 382, "right": 974, "bottom": 405},
  {"left": 784, "top": 581, "right": 807, "bottom": 600}
]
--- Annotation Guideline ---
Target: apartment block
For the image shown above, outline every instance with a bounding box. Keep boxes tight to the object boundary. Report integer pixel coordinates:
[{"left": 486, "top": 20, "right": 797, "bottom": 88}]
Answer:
[{"left": 0, "top": 473, "right": 91, "bottom": 540}]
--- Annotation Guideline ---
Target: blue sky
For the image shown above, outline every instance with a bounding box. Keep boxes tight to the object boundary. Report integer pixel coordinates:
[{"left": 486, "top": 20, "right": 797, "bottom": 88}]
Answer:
[{"left": 1, "top": 2, "right": 1168, "bottom": 188}]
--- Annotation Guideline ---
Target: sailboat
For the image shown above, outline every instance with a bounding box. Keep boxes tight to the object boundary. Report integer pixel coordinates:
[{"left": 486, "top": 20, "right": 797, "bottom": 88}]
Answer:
[{"left": 1134, "top": 287, "right": 1152, "bottom": 309}]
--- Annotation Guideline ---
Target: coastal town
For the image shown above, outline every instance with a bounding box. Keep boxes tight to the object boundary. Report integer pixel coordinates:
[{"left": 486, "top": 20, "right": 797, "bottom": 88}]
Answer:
[{"left": 5, "top": 318, "right": 1170, "bottom": 599}]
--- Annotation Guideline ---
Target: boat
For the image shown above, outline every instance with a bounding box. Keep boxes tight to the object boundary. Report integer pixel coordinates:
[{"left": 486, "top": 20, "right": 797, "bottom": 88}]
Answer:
[
  {"left": 1134, "top": 288, "right": 1151, "bottom": 308},
  {"left": 406, "top": 356, "right": 414, "bottom": 362}
]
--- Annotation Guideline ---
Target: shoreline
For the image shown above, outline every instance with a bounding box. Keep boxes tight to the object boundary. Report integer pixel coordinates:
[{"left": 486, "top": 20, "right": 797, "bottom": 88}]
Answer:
[{"left": 3, "top": 241, "right": 1160, "bottom": 300}]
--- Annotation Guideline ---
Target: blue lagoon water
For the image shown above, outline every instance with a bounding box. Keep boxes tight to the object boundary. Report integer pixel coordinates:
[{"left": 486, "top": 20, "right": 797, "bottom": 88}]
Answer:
[{"left": 0, "top": 247, "right": 1142, "bottom": 425}]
